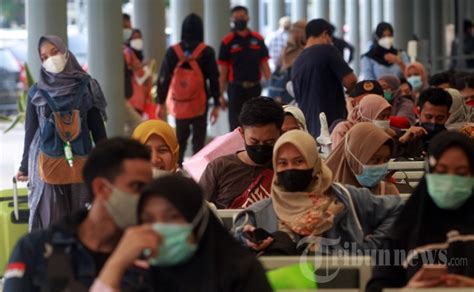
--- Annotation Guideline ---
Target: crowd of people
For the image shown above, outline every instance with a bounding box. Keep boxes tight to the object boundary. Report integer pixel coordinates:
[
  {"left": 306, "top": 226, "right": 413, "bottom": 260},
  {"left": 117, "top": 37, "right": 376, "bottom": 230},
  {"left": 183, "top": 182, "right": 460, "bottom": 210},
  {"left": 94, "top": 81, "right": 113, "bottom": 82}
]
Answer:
[{"left": 5, "top": 4, "right": 474, "bottom": 291}]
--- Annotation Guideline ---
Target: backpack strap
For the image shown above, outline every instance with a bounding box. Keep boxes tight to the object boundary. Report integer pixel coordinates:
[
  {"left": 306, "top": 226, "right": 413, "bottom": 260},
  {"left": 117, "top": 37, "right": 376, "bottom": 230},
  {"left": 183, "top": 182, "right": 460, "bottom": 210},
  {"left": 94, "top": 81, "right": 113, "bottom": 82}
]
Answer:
[
  {"left": 172, "top": 43, "right": 207, "bottom": 68},
  {"left": 39, "top": 90, "right": 59, "bottom": 112},
  {"left": 172, "top": 44, "right": 187, "bottom": 65},
  {"left": 43, "top": 230, "right": 88, "bottom": 292},
  {"left": 333, "top": 183, "right": 363, "bottom": 234},
  {"left": 190, "top": 42, "right": 207, "bottom": 59}
]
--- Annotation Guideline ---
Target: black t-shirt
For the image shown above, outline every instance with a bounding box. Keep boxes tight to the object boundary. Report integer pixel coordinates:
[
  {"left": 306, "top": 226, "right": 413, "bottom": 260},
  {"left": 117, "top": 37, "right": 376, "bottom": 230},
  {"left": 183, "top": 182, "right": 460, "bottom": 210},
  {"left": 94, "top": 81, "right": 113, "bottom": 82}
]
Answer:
[
  {"left": 82, "top": 244, "right": 111, "bottom": 273},
  {"left": 218, "top": 31, "right": 269, "bottom": 82},
  {"left": 291, "top": 44, "right": 353, "bottom": 137}
]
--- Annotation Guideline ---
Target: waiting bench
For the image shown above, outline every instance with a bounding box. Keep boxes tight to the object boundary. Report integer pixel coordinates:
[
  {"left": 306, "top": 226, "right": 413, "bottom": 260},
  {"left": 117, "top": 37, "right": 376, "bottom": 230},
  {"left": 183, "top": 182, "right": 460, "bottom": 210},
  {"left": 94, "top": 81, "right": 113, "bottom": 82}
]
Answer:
[
  {"left": 388, "top": 160, "right": 425, "bottom": 191},
  {"left": 260, "top": 256, "right": 372, "bottom": 292}
]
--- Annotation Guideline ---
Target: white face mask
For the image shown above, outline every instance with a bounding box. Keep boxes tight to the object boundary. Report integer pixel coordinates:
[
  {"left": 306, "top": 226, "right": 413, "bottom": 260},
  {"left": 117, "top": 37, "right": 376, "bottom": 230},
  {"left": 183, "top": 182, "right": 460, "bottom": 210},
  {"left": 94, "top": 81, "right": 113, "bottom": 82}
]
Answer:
[
  {"left": 42, "top": 53, "right": 68, "bottom": 74},
  {"left": 103, "top": 180, "right": 140, "bottom": 230},
  {"left": 123, "top": 28, "right": 133, "bottom": 42},
  {"left": 378, "top": 37, "right": 394, "bottom": 50},
  {"left": 372, "top": 120, "right": 390, "bottom": 131},
  {"left": 152, "top": 167, "right": 171, "bottom": 179},
  {"left": 130, "top": 38, "right": 143, "bottom": 51}
]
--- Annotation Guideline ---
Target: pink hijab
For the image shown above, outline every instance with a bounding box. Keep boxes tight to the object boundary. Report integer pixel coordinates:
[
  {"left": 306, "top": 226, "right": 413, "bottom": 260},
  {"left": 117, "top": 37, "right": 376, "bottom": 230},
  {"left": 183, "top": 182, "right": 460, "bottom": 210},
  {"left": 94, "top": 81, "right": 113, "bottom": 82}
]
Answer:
[{"left": 331, "top": 94, "right": 392, "bottom": 149}]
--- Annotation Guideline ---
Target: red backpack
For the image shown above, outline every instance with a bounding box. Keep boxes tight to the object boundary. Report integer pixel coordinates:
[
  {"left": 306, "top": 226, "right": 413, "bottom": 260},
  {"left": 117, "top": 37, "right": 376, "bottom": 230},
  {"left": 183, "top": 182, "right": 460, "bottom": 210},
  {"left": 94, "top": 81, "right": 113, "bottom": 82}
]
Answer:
[{"left": 166, "top": 43, "right": 207, "bottom": 119}]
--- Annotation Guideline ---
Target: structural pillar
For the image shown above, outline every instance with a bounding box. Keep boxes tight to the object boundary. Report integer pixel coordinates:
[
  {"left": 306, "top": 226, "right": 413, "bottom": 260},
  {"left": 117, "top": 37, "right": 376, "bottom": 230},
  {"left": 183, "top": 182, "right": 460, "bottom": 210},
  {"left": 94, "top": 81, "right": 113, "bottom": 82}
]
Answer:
[
  {"left": 269, "top": 0, "right": 285, "bottom": 31},
  {"left": 360, "top": 0, "right": 372, "bottom": 53},
  {"left": 133, "top": 0, "right": 166, "bottom": 64},
  {"left": 170, "top": 0, "right": 204, "bottom": 44},
  {"left": 292, "top": 0, "right": 308, "bottom": 21},
  {"left": 329, "top": 0, "right": 344, "bottom": 38},
  {"left": 243, "top": 0, "right": 260, "bottom": 32},
  {"left": 345, "top": 0, "right": 360, "bottom": 72},
  {"left": 313, "top": 0, "right": 330, "bottom": 20},
  {"left": 383, "top": 0, "right": 394, "bottom": 25},
  {"left": 393, "top": 0, "right": 413, "bottom": 50},
  {"left": 413, "top": 0, "right": 430, "bottom": 40},
  {"left": 26, "top": 0, "right": 67, "bottom": 79},
  {"left": 430, "top": 0, "right": 443, "bottom": 72},
  {"left": 371, "top": 0, "right": 383, "bottom": 29},
  {"left": 88, "top": 0, "right": 125, "bottom": 136},
  {"left": 455, "top": 0, "right": 467, "bottom": 70},
  {"left": 204, "top": 0, "right": 230, "bottom": 52}
]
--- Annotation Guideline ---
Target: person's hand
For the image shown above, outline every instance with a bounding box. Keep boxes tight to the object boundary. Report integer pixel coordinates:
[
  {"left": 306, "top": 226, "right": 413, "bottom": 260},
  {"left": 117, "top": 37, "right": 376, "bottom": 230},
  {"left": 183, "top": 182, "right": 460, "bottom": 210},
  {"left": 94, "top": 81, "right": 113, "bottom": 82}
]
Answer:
[
  {"left": 16, "top": 171, "right": 28, "bottom": 182},
  {"left": 96, "top": 224, "right": 161, "bottom": 289},
  {"left": 219, "top": 96, "right": 227, "bottom": 110},
  {"left": 242, "top": 225, "right": 274, "bottom": 252},
  {"left": 155, "top": 104, "right": 167, "bottom": 120},
  {"left": 327, "top": 201, "right": 344, "bottom": 215},
  {"left": 210, "top": 106, "right": 220, "bottom": 125},
  {"left": 399, "top": 126, "right": 428, "bottom": 144},
  {"left": 444, "top": 274, "right": 474, "bottom": 287},
  {"left": 108, "top": 224, "right": 161, "bottom": 270},
  {"left": 384, "top": 53, "right": 402, "bottom": 65},
  {"left": 405, "top": 266, "right": 447, "bottom": 288}
]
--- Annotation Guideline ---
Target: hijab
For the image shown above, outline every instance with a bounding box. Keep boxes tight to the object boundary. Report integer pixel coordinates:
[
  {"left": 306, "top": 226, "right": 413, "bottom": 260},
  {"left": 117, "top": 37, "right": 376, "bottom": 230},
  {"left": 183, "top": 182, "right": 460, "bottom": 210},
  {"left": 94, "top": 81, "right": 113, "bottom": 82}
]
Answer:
[
  {"left": 283, "top": 104, "right": 308, "bottom": 132},
  {"left": 281, "top": 21, "right": 306, "bottom": 71},
  {"left": 390, "top": 131, "right": 474, "bottom": 251},
  {"left": 33, "top": 35, "right": 107, "bottom": 118},
  {"left": 139, "top": 175, "right": 271, "bottom": 291},
  {"left": 181, "top": 13, "right": 204, "bottom": 50},
  {"left": 36, "top": 35, "right": 89, "bottom": 97},
  {"left": 272, "top": 130, "right": 337, "bottom": 236},
  {"left": 127, "top": 29, "right": 144, "bottom": 62},
  {"left": 446, "top": 88, "right": 473, "bottom": 126},
  {"left": 132, "top": 120, "right": 180, "bottom": 171},
  {"left": 363, "top": 22, "right": 398, "bottom": 67},
  {"left": 405, "top": 62, "right": 428, "bottom": 90},
  {"left": 378, "top": 74, "right": 400, "bottom": 92},
  {"left": 326, "top": 123, "right": 394, "bottom": 195},
  {"left": 331, "top": 94, "right": 392, "bottom": 148}
]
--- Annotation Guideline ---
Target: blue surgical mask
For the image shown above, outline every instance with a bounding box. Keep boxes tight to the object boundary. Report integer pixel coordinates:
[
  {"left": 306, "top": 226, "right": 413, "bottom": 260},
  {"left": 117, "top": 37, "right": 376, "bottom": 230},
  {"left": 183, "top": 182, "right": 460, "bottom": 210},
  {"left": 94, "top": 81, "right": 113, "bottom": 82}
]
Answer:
[
  {"left": 147, "top": 203, "right": 209, "bottom": 266},
  {"left": 345, "top": 136, "right": 388, "bottom": 188},
  {"left": 426, "top": 173, "right": 474, "bottom": 210},
  {"left": 355, "top": 163, "right": 389, "bottom": 187},
  {"left": 407, "top": 75, "right": 423, "bottom": 92}
]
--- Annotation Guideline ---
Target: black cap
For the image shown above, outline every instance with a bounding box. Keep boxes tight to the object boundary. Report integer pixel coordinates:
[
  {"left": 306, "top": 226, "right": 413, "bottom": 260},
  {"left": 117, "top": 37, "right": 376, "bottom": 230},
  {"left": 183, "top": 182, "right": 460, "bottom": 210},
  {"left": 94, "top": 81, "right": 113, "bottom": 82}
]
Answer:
[
  {"left": 349, "top": 80, "right": 384, "bottom": 97},
  {"left": 305, "top": 19, "right": 334, "bottom": 38}
]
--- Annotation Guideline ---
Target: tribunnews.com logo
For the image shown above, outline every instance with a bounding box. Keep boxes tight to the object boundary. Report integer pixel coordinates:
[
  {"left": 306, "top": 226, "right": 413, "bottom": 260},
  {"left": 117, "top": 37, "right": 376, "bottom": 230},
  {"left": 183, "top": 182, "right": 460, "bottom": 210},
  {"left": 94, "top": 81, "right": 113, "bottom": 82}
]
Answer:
[{"left": 296, "top": 235, "right": 469, "bottom": 284}]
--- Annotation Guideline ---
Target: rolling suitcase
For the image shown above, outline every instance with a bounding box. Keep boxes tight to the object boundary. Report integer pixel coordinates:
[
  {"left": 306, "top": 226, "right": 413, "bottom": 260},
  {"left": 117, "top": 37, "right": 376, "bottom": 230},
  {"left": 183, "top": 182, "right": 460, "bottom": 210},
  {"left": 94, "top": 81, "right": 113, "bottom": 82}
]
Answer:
[{"left": 0, "top": 177, "right": 29, "bottom": 276}]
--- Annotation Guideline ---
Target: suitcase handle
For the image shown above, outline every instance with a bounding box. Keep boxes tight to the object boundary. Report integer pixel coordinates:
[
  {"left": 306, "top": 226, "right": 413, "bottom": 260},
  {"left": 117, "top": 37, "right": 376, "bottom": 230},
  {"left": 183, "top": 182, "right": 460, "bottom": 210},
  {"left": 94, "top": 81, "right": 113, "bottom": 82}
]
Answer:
[{"left": 12, "top": 176, "right": 19, "bottom": 221}]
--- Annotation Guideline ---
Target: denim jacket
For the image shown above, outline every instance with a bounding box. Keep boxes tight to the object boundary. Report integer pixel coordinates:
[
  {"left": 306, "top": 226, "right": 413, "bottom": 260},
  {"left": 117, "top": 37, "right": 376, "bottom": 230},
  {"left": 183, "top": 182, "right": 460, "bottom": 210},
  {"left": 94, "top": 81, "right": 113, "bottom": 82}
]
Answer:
[
  {"left": 233, "top": 183, "right": 404, "bottom": 254},
  {"left": 3, "top": 210, "right": 146, "bottom": 292}
]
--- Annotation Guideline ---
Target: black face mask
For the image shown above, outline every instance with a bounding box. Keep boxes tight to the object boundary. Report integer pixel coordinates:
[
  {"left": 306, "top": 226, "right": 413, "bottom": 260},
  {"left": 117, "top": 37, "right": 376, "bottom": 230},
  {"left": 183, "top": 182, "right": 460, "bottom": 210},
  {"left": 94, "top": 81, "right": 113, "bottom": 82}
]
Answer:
[
  {"left": 233, "top": 20, "right": 248, "bottom": 31},
  {"left": 277, "top": 169, "right": 314, "bottom": 192},
  {"left": 245, "top": 144, "right": 273, "bottom": 165},
  {"left": 420, "top": 122, "right": 446, "bottom": 142}
]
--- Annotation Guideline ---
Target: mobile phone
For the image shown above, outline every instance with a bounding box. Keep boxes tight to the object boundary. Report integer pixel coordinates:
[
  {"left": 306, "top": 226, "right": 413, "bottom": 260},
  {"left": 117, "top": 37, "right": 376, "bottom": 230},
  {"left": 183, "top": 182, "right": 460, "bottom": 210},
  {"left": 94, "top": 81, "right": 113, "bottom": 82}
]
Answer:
[
  {"left": 243, "top": 228, "right": 273, "bottom": 244},
  {"left": 418, "top": 264, "right": 447, "bottom": 280}
]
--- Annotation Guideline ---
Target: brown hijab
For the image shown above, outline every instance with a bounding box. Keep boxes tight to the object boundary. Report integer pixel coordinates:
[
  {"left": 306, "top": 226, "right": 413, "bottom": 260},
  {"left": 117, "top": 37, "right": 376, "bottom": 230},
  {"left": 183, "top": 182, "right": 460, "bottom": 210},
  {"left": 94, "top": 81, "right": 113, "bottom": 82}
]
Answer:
[
  {"left": 272, "top": 130, "right": 340, "bottom": 236},
  {"left": 326, "top": 122, "right": 397, "bottom": 195},
  {"left": 281, "top": 21, "right": 307, "bottom": 71}
]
